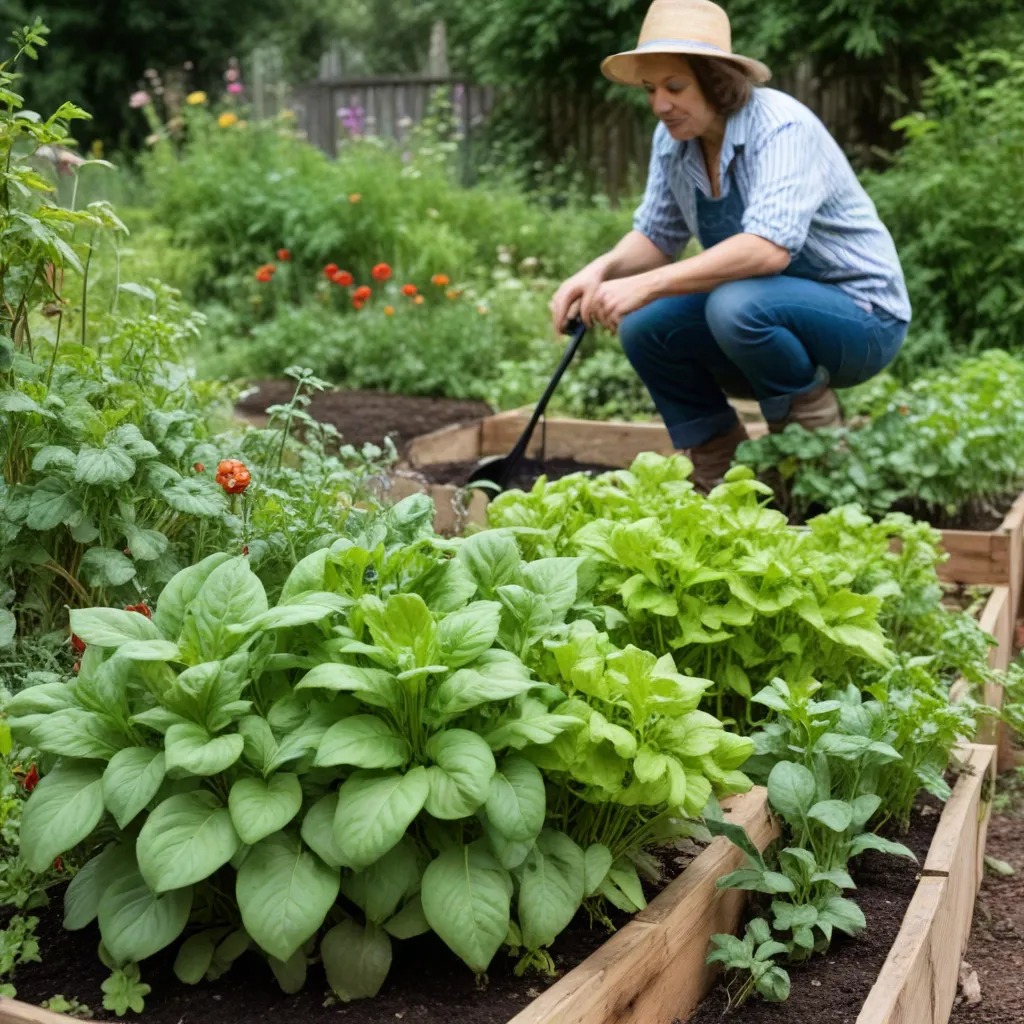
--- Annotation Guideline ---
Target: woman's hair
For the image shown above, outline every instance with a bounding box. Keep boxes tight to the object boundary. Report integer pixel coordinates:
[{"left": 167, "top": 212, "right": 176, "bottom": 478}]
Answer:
[{"left": 688, "top": 55, "right": 754, "bottom": 116}]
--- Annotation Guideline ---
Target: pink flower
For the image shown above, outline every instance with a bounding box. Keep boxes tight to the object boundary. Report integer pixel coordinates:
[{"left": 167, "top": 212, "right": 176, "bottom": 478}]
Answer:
[
  {"left": 227, "top": 82, "right": 243, "bottom": 95},
  {"left": 225, "top": 67, "right": 240, "bottom": 82},
  {"left": 129, "top": 90, "right": 151, "bottom": 109}
]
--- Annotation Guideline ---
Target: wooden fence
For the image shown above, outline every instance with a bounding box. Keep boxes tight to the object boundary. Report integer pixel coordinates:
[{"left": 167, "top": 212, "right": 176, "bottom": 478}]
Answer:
[{"left": 286, "top": 65, "right": 908, "bottom": 201}]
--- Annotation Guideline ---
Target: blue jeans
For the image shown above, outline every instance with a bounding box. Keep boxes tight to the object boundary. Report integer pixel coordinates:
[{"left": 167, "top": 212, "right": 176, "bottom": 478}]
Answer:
[{"left": 619, "top": 276, "right": 908, "bottom": 448}]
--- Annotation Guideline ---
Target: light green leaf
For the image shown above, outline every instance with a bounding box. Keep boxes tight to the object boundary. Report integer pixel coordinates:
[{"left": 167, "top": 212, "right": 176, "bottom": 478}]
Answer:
[
  {"left": 520, "top": 557, "right": 580, "bottom": 621},
  {"left": 808, "top": 799, "right": 854, "bottom": 833},
  {"left": 0, "top": 609, "right": 13, "bottom": 649},
  {"left": 583, "top": 843, "right": 613, "bottom": 897},
  {"left": 75, "top": 445, "right": 135, "bottom": 486},
  {"left": 518, "top": 829, "right": 585, "bottom": 950},
  {"left": 31, "top": 445, "right": 75, "bottom": 473},
  {"left": 174, "top": 928, "right": 225, "bottom": 985},
  {"left": 421, "top": 841, "right": 512, "bottom": 973},
  {"left": 425, "top": 730, "right": 496, "bottom": 819},
  {"left": 236, "top": 831, "right": 340, "bottom": 961},
  {"left": 137, "top": 791, "right": 240, "bottom": 892},
  {"left": 183, "top": 556, "right": 268, "bottom": 661},
  {"left": 301, "top": 793, "right": 346, "bottom": 869},
  {"left": 315, "top": 715, "right": 410, "bottom": 769},
  {"left": 165, "top": 723, "right": 244, "bottom": 776},
  {"left": 295, "top": 663, "right": 400, "bottom": 712},
  {"left": 485, "top": 755, "right": 545, "bottom": 843},
  {"left": 79, "top": 547, "right": 137, "bottom": 587},
  {"left": 98, "top": 870, "right": 192, "bottom": 963},
  {"left": 321, "top": 921, "right": 392, "bottom": 1001},
  {"left": 848, "top": 833, "right": 917, "bottom": 860},
  {"left": 116, "top": 640, "right": 180, "bottom": 662},
  {"left": 384, "top": 894, "right": 431, "bottom": 939},
  {"left": 268, "top": 948, "right": 307, "bottom": 994},
  {"left": 767, "top": 761, "right": 816, "bottom": 823},
  {"left": 69, "top": 607, "right": 162, "bottom": 648},
  {"left": 437, "top": 601, "right": 502, "bottom": 668},
  {"left": 122, "top": 523, "right": 169, "bottom": 562},
  {"left": 21, "top": 762, "right": 105, "bottom": 872},
  {"left": 430, "top": 649, "right": 536, "bottom": 719},
  {"left": 334, "top": 768, "right": 430, "bottom": 870},
  {"left": 102, "top": 748, "right": 166, "bottom": 828},
  {"left": 163, "top": 478, "right": 229, "bottom": 517},
  {"left": 457, "top": 532, "right": 522, "bottom": 596},
  {"left": 64, "top": 843, "right": 137, "bottom": 930},
  {"left": 341, "top": 835, "right": 421, "bottom": 925},
  {"left": 153, "top": 552, "right": 232, "bottom": 641},
  {"left": 228, "top": 774, "right": 302, "bottom": 845},
  {"left": 23, "top": 478, "right": 79, "bottom": 530},
  {"left": 30, "top": 707, "right": 128, "bottom": 760},
  {"left": 237, "top": 716, "right": 279, "bottom": 776}
]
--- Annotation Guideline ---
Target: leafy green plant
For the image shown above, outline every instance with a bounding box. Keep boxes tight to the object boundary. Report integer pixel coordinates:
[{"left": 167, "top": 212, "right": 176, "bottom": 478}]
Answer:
[
  {"left": 6, "top": 494, "right": 750, "bottom": 1007},
  {"left": 736, "top": 351, "right": 1024, "bottom": 525}
]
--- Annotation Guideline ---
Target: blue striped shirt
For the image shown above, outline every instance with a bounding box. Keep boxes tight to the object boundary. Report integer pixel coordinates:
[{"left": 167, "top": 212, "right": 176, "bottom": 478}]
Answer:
[{"left": 633, "top": 88, "right": 911, "bottom": 322}]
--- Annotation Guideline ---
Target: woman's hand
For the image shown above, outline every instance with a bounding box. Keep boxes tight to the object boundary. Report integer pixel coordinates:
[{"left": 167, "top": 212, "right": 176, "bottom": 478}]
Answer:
[
  {"left": 590, "top": 273, "right": 658, "bottom": 334},
  {"left": 550, "top": 264, "right": 606, "bottom": 334}
]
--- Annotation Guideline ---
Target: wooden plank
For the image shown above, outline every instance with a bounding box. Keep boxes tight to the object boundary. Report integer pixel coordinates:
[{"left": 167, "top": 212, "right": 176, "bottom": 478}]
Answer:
[
  {"left": 1002, "top": 490, "right": 1024, "bottom": 622},
  {"left": 937, "top": 530, "right": 1006, "bottom": 586},
  {"left": 976, "top": 586, "right": 1014, "bottom": 763},
  {"left": 856, "top": 748, "right": 995, "bottom": 1024},
  {"left": 0, "top": 1002, "right": 78, "bottom": 1024},
  {"left": 509, "top": 788, "right": 778, "bottom": 1024},
  {"left": 406, "top": 420, "right": 482, "bottom": 467},
  {"left": 381, "top": 476, "right": 487, "bottom": 535}
]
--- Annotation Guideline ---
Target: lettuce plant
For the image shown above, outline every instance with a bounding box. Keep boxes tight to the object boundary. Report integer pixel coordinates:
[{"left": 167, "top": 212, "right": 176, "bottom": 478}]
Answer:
[{"left": 7, "top": 496, "right": 749, "bottom": 1006}]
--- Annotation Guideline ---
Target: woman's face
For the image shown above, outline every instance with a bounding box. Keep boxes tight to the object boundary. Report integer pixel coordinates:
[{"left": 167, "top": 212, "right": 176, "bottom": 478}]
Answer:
[{"left": 639, "top": 54, "right": 718, "bottom": 140}]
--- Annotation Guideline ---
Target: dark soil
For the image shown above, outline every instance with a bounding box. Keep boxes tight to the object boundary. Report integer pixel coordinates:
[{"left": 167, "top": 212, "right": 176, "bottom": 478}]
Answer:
[
  {"left": 889, "top": 494, "right": 1017, "bottom": 533},
  {"left": 941, "top": 583, "right": 994, "bottom": 618},
  {"left": 7, "top": 842, "right": 699, "bottom": 1024},
  {"left": 949, "top": 790, "right": 1024, "bottom": 1024},
  {"left": 687, "top": 796, "right": 942, "bottom": 1024},
  {"left": 234, "top": 382, "right": 491, "bottom": 457},
  {"left": 420, "top": 457, "right": 614, "bottom": 491}
]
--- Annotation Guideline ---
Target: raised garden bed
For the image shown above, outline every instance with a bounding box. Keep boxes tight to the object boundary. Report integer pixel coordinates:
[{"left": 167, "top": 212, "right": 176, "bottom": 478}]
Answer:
[
  {"left": 0, "top": 792, "right": 778, "bottom": 1024},
  {"left": 689, "top": 743, "right": 995, "bottom": 1024}
]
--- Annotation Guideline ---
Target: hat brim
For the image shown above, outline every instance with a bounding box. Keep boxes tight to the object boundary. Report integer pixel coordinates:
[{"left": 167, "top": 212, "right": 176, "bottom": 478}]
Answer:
[{"left": 601, "top": 45, "right": 771, "bottom": 87}]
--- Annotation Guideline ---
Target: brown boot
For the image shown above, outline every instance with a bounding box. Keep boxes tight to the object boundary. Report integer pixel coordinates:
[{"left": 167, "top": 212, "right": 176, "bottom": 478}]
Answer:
[
  {"left": 768, "top": 383, "right": 842, "bottom": 434},
  {"left": 687, "top": 419, "right": 749, "bottom": 493}
]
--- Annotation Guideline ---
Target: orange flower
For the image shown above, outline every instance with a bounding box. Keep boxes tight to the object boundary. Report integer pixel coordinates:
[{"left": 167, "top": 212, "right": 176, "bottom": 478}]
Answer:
[
  {"left": 446, "top": 288, "right": 460, "bottom": 300},
  {"left": 401, "top": 283, "right": 417, "bottom": 297},
  {"left": 372, "top": 263, "right": 392, "bottom": 282},
  {"left": 477, "top": 305, "right": 488, "bottom": 315},
  {"left": 384, "top": 305, "right": 395, "bottom": 316},
  {"left": 255, "top": 265, "right": 274, "bottom": 283},
  {"left": 349, "top": 193, "right": 361, "bottom": 204},
  {"left": 333, "top": 270, "right": 354, "bottom": 287},
  {"left": 353, "top": 299, "right": 364, "bottom": 311},
  {"left": 324, "top": 263, "right": 339, "bottom": 278},
  {"left": 413, "top": 295, "right": 425, "bottom": 305},
  {"left": 431, "top": 274, "right": 450, "bottom": 287},
  {"left": 277, "top": 249, "right": 291, "bottom": 261},
  {"left": 353, "top": 285, "right": 372, "bottom": 301}
]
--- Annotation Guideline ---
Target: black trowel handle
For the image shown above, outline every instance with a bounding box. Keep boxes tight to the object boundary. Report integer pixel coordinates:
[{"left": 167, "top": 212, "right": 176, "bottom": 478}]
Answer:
[{"left": 504, "top": 316, "right": 586, "bottom": 465}]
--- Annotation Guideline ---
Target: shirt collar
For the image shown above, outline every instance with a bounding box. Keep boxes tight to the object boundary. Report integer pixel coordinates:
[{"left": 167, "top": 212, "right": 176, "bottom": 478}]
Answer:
[{"left": 678, "top": 93, "right": 757, "bottom": 194}]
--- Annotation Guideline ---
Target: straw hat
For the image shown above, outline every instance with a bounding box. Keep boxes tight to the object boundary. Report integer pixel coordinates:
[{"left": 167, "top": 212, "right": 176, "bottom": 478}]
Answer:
[{"left": 602, "top": 0, "right": 771, "bottom": 87}]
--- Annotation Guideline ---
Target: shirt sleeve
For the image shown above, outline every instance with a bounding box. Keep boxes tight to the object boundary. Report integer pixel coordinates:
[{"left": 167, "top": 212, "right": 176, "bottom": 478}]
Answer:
[
  {"left": 741, "top": 121, "right": 827, "bottom": 258},
  {"left": 633, "top": 128, "right": 691, "bottom": 259}
]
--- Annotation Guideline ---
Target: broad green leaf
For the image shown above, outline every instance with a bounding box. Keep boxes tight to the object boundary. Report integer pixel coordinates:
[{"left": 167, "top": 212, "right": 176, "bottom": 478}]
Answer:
[
  {"left": 64, "top": 843, "right": 137, "bottom": 930},
  {"left": 848, "top": 833, "right": 917, "bottom": 860},
  {"left": 228, "top": 774, "right": 302, "bottom": 845},
  {"left": 236, "top": 831, "right": 340, "bottom": 961},
  {"left": 315, "top": 715, "right": 410, "bottom": 769},
  {"left": 485, "top": 755, "right": 545, "bottom": 843},
  {"left": 30, "top": 708, "right": 128, "bottom": 760},
  {"left": 165, "top": 723, "right": 244, "bottom": 776},
  {"left": 808, "top": 799, "right": 854, "bottom": 833},
  {"left": 174, "top": 928, "right": 226, "bottom": 985},
  {"left": 517, "top": 829, "right": 585, "bottom": 950},
  {"left": 238, "top": 716, "right": 279, "bottom": 776},
  {"left": 301, "top": 793, "right": 346, "bottom": 869},
  {"left": 321, "top": 921, "right": 392, "bottom": 1001},
  {"left": 520, "top": 557, "right": 580, "bottom": 621},
  {"left": 137, "top": 791, "right": 240, "bottom": 892},
  {"left": 116, "top": 640, "right": 180, "bottom": 662},
  {"left": 811, "top": 869, "right": 856, "bottom": 889},
  {"left": 384, "top": 894, "right": 431, "bottom": 939},
  {"left": 279, "top": 548, "right": 329, "bottom": 602},
  {"left": 583, "top": 843, "right": 613, "bottom": 897},
  {"left": 102, "top": 747, "right": 166, "bottom": 828},
  {"left": 425, "top": 730, "right": 496, "bottom": 819},
  {"left": 607, "top": 858, "right": 648, "bottom": 910},
  {"left": 457, "top": 531, "right": 522, "bottom": 596},
  {"left": 334, "top": 768, "right": 430, "bottom": 870},
  {"left": 341, "top": 836, "right": 421, "bottom": 924},
  {"left": 417, "top": 557, "right": 478, "bottom": 613},
  {"left": 817, "top": 895, "right": 867, "bottom": 936},
  {"left": 437, "top": 601, "right": 502, "bottom": 668},
  {"left": 268, "top": 948, "right": 307, "bottom": 994},
  {"left": 163, "top": 655, "right": 249, "bottom": 733},
  {"left": 98, "top": 870, "right": 192, "bottom": 964},
  {"left": 75, "top": 445, "right": 135, "bottom": 486},
  {"left": 70, "top": 607, "right": 161, "bottom": 648},
  {"left": 153, "top": 553, "right": 232, "bottom": 640},
  {"left": 23, "top": 478, "right": 79, "bottom": 530},
  {"left": 31, "top": 445, "right": 75, "bottom": 473},
  {"left": 421, "top": 841, "right": 512, "bottom": 973},
  {"left": 767, "top": 761, "right": 816, "bottom": 823},
  {"left": 78, "top": 544, "right": 138, "bottom": 586},
  {"left": 21, "top": 762, "right": 105, "bottom": 872},
  {"left": 163, "top": 478, "right": 229, "bottom": 517},
  {"left": 430, "top": 650, "right": 536, "bottom": 719},
  {"left": 5, "top": 682, "right": 78, "bottom": 717},
  {"left": 183, "top": 556, "right": 268, "bottom": 660},
  {"left": 122, "top": 523, "right": 169, "bottom": 562},
  {"left": 295, "top": 663, "right": 400, "bottom": 711},
  {"left": 0, "top": 609, "right": 14, "bottom": 648}
]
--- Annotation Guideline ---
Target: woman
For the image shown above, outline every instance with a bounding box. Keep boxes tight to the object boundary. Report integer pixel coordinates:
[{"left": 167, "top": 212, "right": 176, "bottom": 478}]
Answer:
[{"left": 550, "top": 0, "right": 910, "bottom": 490}]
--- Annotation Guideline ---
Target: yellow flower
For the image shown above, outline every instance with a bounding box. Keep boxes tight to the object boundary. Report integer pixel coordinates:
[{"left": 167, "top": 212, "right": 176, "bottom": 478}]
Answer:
[
  {"left": 384, "top": 305, "right": 395, "bottom": 316},
  {"left": 446, "top": 288, "right": 460, "bottom": 300},
  {"left": 186, "top": 91, "right": 208, "bottom": 106},
  {"left": 477, "top": 305, "right": 488, "bottom": 315},
  {"left": 218, "top": 112, "right": 239, "bottom": 128},
  {"left": 349, "top": 193, "right": 361, "bottom": 204},
  {"left": 413, "top": 295, "right": 425, "bottom": 305},
  {"left": 90, "top": 139, "right": 104, "bottom": 159}
]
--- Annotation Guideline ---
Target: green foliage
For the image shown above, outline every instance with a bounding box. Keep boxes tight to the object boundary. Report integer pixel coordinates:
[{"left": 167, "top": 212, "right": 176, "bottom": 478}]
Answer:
[
  {"left": 866, "top": 46, "right": 1024, "bottom": 360},
  {"left": 736, "top": 351, "right": 1024, "bottom": 523},
  {"left": 7, "top": 496, "right": 746, "bottom": 998}
]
